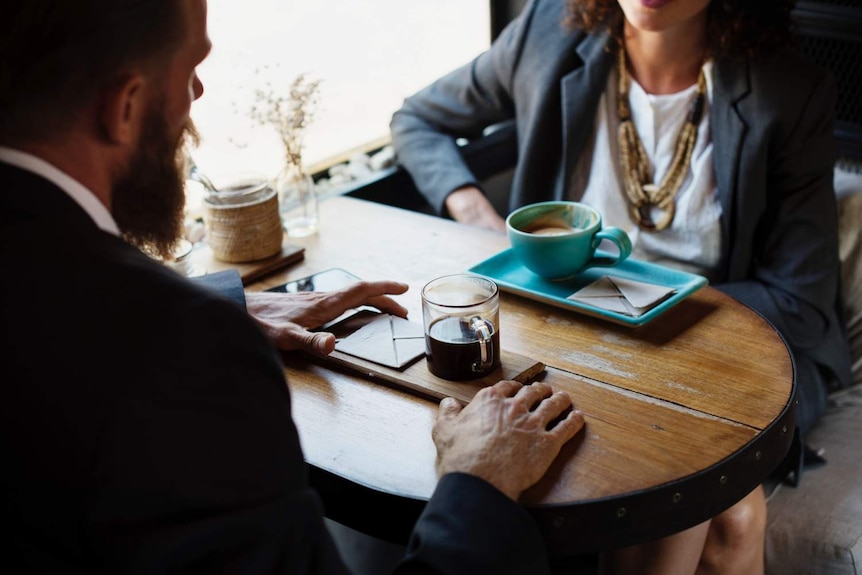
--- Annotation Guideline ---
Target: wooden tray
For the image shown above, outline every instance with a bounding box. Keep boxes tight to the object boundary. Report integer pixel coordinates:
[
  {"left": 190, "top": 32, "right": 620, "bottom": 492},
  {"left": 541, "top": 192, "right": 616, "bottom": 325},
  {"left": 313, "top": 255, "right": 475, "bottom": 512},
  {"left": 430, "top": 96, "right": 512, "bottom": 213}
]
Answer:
[{"left": 318, "top": 347, "right": 545, "bottom": 404}]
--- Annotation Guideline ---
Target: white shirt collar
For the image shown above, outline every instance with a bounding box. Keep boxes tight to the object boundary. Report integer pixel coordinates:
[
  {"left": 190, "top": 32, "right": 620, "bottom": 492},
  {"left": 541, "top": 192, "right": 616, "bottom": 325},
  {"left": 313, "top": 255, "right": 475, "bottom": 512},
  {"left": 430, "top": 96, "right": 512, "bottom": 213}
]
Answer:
[{"left": 0, "top": 146, "right": 120, "bottom": 236}]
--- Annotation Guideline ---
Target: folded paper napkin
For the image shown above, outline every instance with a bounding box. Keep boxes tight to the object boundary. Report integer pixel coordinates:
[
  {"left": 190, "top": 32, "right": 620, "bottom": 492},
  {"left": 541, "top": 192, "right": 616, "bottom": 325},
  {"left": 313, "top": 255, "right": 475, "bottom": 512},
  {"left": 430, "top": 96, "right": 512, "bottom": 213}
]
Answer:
[
  {"left": 334, "top": 313, "right": 426, "bottom": 369},
  {"left": 567, "top": 276, "right": 676, "bottom": 317}
]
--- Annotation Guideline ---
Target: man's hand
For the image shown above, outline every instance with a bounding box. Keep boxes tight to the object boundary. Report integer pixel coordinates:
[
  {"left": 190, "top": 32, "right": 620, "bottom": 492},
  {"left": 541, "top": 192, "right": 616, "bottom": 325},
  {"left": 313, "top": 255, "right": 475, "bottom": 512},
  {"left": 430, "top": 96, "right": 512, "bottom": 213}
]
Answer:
[
  {"left": 433, "top": 380, "right": 584, "bottom": 501},
  {"left": 445, "top": 186, "right": 507, "bottom": 232},
  {"left": 246, "top": 280, "right": 409, "bottom": 354}
]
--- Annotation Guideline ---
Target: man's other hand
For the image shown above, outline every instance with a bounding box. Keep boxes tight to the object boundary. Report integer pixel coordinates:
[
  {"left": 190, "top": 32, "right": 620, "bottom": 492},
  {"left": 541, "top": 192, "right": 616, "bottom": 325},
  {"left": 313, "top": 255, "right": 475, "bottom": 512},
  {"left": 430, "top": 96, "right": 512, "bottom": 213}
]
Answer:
[{"left": 432, "top": 380, "right": 585, "bottom": 501}]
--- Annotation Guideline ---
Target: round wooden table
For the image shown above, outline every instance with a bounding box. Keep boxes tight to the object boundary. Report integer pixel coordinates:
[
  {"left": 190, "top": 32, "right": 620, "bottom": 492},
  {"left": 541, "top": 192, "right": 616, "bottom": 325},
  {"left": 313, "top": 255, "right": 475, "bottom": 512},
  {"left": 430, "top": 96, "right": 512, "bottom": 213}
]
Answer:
[{"left": 251, "top": 196, "right": 796, "bottom": 555}]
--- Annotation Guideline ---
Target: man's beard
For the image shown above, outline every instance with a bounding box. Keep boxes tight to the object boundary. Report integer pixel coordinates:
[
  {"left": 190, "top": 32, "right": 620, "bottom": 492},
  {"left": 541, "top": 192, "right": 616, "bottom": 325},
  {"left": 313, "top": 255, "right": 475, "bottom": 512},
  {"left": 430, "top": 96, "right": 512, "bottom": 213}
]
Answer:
[{"left": 112, "top": 98, "right": 197, "bottom": 261}]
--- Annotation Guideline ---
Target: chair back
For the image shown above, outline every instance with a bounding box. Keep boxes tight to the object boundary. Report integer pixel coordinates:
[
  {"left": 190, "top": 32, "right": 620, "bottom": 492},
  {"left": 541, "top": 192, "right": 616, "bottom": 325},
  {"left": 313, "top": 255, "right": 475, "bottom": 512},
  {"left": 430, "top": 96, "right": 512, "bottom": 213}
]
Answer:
[{"left": 794, "top": 0, "right": 862, "bottom": 170}]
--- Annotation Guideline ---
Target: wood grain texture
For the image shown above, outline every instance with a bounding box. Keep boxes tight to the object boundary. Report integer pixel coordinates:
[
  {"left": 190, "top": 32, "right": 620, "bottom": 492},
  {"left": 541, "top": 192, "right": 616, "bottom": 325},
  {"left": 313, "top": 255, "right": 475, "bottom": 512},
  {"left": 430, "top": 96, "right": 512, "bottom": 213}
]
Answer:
[
  {"left": 500, "top": 287, "right": 792, "bottom": 429},
  {"left": 250, "top": 196, "right": 795, "bottom": 553}
]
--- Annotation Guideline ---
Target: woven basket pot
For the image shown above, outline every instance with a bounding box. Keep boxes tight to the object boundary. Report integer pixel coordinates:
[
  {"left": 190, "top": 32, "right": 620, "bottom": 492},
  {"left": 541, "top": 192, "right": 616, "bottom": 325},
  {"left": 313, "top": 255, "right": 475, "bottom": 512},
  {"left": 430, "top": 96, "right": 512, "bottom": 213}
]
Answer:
[{"left": 203, "top": 179, "right": 283, "bottom": 263}]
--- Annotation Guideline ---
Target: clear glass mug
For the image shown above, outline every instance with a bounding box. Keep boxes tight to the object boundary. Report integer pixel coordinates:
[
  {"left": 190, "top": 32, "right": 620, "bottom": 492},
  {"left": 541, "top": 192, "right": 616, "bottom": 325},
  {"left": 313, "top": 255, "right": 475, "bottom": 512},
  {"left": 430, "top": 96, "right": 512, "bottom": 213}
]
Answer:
[{"left": 421, "top": 274, "right": 500, "bottom": 381}]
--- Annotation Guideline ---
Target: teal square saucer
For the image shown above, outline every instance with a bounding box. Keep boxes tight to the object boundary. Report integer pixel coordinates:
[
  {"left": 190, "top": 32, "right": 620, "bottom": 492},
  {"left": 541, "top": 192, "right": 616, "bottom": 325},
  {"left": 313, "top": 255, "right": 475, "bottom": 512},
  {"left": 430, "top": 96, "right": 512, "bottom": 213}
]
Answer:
[{"left": 468, "top": 249, "right": 708, "bottom": 327}]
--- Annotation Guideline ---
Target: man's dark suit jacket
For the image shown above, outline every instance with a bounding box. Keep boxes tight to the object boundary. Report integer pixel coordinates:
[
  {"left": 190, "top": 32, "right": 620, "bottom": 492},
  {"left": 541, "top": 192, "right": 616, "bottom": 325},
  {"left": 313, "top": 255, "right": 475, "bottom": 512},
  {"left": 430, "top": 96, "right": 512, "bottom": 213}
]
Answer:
[
  {"left": 0, "top": 161, "right": 552, "bottom": 574},
  {"left": 391, "top": 0, "right": 852, "bottom": 436}
]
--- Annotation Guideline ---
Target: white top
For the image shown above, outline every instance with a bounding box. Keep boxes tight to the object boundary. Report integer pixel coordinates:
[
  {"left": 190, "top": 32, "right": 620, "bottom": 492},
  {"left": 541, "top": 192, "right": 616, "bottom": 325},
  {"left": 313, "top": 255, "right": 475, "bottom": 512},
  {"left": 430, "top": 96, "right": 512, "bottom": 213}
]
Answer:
[
  {"left": 0, "top": 146, "right": 120, "bottom": 236},
  {"left": 570, "top": 61, "right": 722, "bottom": 281}
]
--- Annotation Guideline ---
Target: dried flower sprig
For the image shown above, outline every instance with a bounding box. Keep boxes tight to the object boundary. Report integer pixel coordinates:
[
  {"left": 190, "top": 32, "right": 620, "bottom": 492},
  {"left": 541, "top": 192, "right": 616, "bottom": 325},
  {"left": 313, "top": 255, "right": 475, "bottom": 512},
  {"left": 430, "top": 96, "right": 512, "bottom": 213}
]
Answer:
[{"left": 249, "top": 73, "right": 322, "bottom": 168}]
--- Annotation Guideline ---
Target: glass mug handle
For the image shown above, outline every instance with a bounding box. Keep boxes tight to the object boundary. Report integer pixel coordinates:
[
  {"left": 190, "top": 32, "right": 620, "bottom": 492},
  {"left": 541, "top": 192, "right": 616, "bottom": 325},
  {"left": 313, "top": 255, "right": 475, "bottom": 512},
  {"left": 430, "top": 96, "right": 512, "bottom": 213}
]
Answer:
[
  {"left": 469, "top": 316, "right": 494, "bottom": 373},
  {"left": 589, "top": 226, "right": 633, "bottom": 267}
]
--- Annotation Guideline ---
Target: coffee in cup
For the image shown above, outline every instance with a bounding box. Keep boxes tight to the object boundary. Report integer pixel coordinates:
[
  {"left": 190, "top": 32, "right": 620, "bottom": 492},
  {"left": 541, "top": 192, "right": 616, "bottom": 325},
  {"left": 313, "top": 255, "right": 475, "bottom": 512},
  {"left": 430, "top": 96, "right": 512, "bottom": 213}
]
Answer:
[
  {"left": 506, "top": 201, "right": 632, "bottom": 280},
  {"left": 421, "top": 274, "right": 500, "bottom": 381},
  {"left": 524, "top": 223, "right": 574, "bottom": 236}
]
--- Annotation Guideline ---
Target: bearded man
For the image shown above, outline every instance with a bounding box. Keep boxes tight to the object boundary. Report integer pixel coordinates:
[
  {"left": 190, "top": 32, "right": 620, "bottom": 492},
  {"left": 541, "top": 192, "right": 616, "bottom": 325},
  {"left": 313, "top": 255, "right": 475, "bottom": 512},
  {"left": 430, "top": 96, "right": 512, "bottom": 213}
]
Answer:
[{"left": 0, "top": 1, "right": 584, "bottom": 573}]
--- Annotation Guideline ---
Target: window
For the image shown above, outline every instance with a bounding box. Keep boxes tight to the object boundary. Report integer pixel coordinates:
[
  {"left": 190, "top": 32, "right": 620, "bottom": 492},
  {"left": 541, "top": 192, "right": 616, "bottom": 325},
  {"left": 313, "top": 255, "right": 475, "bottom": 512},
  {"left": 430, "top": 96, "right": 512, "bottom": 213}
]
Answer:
[{"left": 189, "top": 0, "right": 491, "bottom": 182}]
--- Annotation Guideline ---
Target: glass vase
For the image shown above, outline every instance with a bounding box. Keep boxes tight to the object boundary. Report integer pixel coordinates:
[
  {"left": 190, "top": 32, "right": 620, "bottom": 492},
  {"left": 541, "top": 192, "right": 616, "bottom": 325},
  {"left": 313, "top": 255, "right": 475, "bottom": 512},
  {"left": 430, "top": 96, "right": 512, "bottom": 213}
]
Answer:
[{"left": 275, "top": 162, "right": 319, "bottom": 237}]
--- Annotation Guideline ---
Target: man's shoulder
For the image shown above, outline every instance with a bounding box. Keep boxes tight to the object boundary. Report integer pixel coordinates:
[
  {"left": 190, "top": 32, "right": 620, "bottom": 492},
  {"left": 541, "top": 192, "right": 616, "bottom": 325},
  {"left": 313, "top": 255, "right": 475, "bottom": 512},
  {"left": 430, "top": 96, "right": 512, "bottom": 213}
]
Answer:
[{"left": 4, "top": 213, "right": 261, "bottom": 363}]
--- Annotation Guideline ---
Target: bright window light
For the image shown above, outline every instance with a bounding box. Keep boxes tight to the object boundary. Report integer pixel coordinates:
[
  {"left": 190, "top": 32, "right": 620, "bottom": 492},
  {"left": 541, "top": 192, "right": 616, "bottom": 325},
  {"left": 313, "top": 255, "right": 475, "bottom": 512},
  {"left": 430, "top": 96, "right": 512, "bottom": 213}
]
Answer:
[{"left": 189, "top": 0, "right": 491, "bottom": 182}]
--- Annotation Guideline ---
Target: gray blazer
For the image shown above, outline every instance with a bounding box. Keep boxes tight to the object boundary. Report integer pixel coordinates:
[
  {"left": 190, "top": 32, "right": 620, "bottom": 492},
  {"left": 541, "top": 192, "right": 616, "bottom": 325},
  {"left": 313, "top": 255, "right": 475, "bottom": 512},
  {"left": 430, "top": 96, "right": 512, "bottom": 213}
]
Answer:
[{"left": 391, "top": 0, "right": 852, "bottom": 433}]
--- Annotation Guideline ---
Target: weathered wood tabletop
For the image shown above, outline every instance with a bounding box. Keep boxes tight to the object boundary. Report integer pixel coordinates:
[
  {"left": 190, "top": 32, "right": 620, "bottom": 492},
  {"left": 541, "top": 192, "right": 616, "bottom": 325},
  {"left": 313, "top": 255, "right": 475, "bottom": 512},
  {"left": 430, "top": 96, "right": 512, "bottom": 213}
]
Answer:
[{"left": 249, "top": 195, "right": 795, "bottom": 555}]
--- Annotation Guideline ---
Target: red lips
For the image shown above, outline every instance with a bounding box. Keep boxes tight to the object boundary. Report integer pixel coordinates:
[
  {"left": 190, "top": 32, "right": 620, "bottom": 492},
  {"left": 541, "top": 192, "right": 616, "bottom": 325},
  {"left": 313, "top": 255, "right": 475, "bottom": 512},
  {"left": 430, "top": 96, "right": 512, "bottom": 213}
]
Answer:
[{"left": 640, "top": 0, "right": 673, "bottom": 8}]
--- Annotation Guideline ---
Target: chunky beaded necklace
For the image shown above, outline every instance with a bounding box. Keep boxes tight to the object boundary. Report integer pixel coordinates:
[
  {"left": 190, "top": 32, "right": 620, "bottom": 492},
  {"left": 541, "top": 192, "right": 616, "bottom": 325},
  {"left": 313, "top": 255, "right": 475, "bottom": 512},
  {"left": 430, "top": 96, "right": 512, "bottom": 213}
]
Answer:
[{"left": 617, "top": 46, "right": 706, "bottom": 231}]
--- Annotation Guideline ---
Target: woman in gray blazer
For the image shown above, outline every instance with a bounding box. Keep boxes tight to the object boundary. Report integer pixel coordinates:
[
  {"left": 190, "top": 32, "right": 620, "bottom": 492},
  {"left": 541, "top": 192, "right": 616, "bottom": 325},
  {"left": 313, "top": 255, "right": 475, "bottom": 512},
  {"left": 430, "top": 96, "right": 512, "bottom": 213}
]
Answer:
[{"left": 391, "top": 0, "right": 853, "bottom": 572}]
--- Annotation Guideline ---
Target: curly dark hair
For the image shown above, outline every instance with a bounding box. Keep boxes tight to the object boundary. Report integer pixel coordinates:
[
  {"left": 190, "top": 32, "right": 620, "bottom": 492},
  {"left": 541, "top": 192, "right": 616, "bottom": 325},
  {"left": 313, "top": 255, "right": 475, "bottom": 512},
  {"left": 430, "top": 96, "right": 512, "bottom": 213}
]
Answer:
[{"left": 564, "top": 0, "right": 797, "bottom": 60}]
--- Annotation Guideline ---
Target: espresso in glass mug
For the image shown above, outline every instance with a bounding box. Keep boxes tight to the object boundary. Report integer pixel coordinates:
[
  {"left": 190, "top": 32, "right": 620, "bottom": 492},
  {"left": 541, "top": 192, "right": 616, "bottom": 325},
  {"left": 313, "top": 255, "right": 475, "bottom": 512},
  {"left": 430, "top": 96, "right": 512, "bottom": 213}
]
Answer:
[{"left": 421, "top": 274, "right": 500, "bottom": 381}]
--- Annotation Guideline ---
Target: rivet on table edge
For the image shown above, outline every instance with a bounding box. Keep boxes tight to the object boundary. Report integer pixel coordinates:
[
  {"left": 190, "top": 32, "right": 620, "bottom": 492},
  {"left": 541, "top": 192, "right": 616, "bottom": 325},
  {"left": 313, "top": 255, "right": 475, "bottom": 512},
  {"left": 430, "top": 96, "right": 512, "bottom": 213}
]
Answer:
[
  {"left": 616, "top": 507, "right": 626, "bottom": 518},
  {"left": 782, "top": 425, "right": 788, "bottom": 433},
  {"left": 720, "top": 475, "right": 728, "bottom": 485},
  {"left": 755, "top": 451, "right": 762, "bottom": 461},
  {"left": 553, "top": 516, "right": 565, "bottom": 528},
  {"left": 672, "top": 492, "right": 682, "bottom": 503}
]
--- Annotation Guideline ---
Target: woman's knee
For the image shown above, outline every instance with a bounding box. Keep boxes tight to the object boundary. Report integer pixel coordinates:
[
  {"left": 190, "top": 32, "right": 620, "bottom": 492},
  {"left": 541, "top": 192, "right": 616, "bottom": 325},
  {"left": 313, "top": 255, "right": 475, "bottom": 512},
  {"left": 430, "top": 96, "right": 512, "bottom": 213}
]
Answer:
[{"left": 710, "top": 487, "right": 767, "bottom": 548}]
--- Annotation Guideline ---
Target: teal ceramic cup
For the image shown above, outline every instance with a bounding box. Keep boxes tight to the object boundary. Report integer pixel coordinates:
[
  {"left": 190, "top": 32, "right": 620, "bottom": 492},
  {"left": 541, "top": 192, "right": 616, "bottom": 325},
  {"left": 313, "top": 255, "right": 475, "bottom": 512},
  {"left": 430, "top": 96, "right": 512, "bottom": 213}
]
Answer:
[{"left": 506, "top": 201, "right": 633, "bottom": 280}]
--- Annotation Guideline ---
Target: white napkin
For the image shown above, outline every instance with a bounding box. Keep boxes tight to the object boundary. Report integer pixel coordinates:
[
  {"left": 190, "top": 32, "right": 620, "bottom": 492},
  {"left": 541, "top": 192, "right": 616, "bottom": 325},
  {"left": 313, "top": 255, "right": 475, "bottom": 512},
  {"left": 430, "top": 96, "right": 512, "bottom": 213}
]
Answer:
[
  {"left": 567, "top": 276, "right": 676, "bottom": 317},
  {"left": 334, "top": 314, "right": 426, "bottom": 369}
]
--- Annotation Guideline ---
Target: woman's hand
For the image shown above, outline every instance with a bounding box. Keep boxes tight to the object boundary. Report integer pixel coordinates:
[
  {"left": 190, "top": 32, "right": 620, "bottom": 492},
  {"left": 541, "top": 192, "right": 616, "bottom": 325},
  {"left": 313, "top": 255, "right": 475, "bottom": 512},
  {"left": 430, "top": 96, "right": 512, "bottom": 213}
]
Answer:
[{"left": 445, "top": 186, "right": 507, "bottom": 232}]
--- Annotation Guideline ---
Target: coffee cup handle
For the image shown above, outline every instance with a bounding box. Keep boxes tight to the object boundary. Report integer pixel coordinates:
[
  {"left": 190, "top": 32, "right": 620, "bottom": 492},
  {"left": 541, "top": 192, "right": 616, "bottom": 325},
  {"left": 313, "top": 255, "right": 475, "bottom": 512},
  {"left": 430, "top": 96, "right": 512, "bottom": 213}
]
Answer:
[
  {"left": 470, "top": 316, "right": 495, "bottom": 373},
  {"left": 589, "top": 227, "right": 633, "bottom": 267}
]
